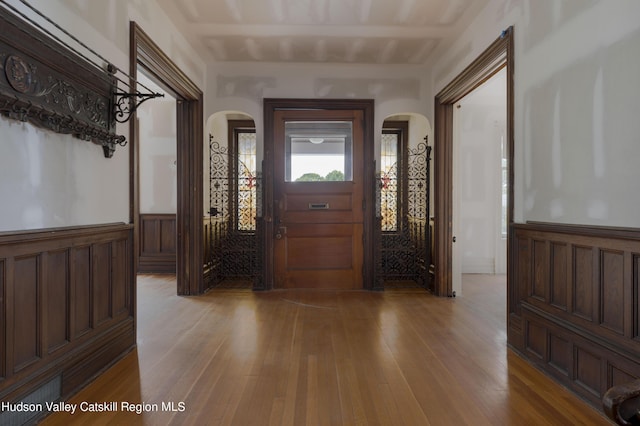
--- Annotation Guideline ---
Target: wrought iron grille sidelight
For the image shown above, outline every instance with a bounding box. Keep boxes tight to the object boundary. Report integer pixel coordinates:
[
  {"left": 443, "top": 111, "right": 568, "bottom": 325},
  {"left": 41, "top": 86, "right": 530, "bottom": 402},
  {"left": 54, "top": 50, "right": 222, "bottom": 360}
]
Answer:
[
  {"left": 206, "top": 134, "right": 264, "bottom": 289},
  {"left": 375, "top": 138, "right": 432, "bottom": 290},
  {"left": 380, "top": 132, "right": 400, "bottom": 232}
]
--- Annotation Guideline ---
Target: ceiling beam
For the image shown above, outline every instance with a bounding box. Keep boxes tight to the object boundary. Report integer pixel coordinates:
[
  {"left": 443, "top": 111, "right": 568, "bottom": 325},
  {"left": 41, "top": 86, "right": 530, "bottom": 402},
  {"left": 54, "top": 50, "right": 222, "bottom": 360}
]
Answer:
[
  {"left": 314, "top": 39, "right": 328, "bottom": 61},
  {"left": 244, "top": 38, "right": 263, "bottom": 60},
  {"left": 207, "top": 39, "right": 228, "bottom": 60},
  {"left": 279, "top": 38, "right": 293, "bottom": 60},
  {"left": 345, "top": 38, "right": 366, "bottom": 62},
  {"left": 377, "top": 39, "right": 398, "bottom": 63},
  {"left": 224, "top": 0, "right": 243, "bottom": 21},
  {"left": 394, "top": 0, "right": 416, "bottom": 24},
  {"left": 359, "top": 0, "right": 373, "bottom": 23},
  {"left": 269, "top": 0, "right": 286, "bottom": 22},
  {"left": 313, "top": 0, "right": 328, "bottom": 23},
  {"left": 193, "top": 23, "right": 454, "bottom": 39},
  {"left": 407, "top": 39, "right": 437, "bottom": 63}
]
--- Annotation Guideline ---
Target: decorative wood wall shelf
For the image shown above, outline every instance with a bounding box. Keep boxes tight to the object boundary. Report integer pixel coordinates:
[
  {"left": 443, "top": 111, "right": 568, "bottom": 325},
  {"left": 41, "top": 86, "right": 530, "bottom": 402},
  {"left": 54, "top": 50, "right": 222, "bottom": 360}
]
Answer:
[{"left": 0, "top": 5, "right": 125, "bottom": 158}]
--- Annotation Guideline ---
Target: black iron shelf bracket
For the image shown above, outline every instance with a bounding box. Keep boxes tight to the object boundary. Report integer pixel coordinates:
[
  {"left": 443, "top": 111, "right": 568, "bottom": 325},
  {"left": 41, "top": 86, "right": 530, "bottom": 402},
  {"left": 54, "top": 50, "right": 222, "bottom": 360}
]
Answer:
[{"left": 113, "top": 91, "right": 165, "bottom": 124}]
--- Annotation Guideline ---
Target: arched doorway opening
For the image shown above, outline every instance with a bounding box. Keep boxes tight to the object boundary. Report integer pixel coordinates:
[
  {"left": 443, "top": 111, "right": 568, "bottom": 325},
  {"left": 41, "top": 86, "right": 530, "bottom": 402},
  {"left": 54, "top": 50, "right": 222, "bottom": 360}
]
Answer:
[
  {"left": 377, "top": 113, "right": 433, "bottom": 290},
  {"left": 205, "top": 111, "right": 261, "bottom": 290}
]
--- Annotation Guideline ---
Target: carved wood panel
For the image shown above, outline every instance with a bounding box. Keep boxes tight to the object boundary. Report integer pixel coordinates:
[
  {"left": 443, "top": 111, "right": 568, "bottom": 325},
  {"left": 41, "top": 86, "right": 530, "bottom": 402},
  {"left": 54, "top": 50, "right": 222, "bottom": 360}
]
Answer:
[
  {"left": 512, "top": 236, "right": 530, "bottom": 317},
  {"left": 601, "top": 250, "right": 625, "bottom": 335},
  {"left": 532, "top": 240, "right": 548, "bottom": 301},
  {"left": 92, "top": 243, "right": 111, "bottom": 326},
  {"left": 46, "top": 250, "right": 69, "bottom": 354},
  {"left": 72, "top": 246, "right": 92, "bottom": 338},
  {"left": 573, "top": 246, "right": 595, "bottom": 322},
  {"left": 139, "top": 214, "right": 176, "bottom": 273},
  {"left": 0, "top": 6, "right": 125, "bottom": 157},
  {"left": 0, "top": 259, "right": 4, "bottom": 381},
  {"left": 13, "top": 255, "right": 40, "bottom": 373},
  {"left": 551, "top": 242, "right": 568, "bottom": 310},
  {"left": 611, "top": 365, "right": 637, "bottom": 388},
  {"left": 510, "top": 223, "right": 640, "bottom": 408},
  {"left": 525, "top": 320, "right": 546, "bottom": 361},
  {"left": 112, "top": 239, "right": 129, "bottom": 318},
  {"left": 636, "top": 255, "right": 640, "bottom": 341},
  {"left": 549, "top": 333, "right": 571, "bottom": 378},
  {"left": 160, "top": 220, "right": 176, "bottom": 253},
  {"left": 575, "top": 347, "right": 602, "bottom": 398},
  {"left": 0, "top": 224, "right": 134, "bottom": 405}
]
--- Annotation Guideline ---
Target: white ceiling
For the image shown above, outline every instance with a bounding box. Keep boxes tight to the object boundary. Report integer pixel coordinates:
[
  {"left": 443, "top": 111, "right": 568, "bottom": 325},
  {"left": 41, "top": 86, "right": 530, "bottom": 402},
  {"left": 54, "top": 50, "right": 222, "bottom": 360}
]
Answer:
[{"left": 156, "top": 0, "right": 490, "bottom": 65}]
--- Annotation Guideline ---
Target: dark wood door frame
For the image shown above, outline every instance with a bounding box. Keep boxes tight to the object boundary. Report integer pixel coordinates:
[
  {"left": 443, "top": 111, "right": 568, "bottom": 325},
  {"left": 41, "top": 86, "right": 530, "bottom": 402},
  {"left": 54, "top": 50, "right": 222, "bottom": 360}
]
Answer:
[
  {"left": 433, "top": 27, "right": 514, "bottom": 297},
  {"left": 263, "top": 98, "right": 375, "bottom": 290},
  {"left": 130, "top": 22, "right": 204, "bottom": 295}
]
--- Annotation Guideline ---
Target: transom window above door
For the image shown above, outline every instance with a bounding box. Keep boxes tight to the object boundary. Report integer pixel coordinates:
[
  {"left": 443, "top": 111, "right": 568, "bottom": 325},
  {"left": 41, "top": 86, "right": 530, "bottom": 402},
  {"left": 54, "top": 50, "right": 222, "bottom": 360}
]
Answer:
[{"left": 284, "top": 121, "right": 353, "bottom": 182}]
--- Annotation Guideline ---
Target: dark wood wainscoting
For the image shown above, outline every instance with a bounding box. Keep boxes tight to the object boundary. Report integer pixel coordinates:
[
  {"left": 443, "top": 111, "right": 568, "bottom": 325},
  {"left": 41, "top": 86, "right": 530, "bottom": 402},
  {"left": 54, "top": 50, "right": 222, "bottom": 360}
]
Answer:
[
  {"left": 509, "top": 222, "right": 640, "bottom": 406},
  {"left": 138, "top": 214, "right": 176, "bottom": 273},
  {"left": 0, "top": 223, "right": 134, "bottom": 421},
  {"left": 202, "top": 217, "right": 214, "bottom": 288}
]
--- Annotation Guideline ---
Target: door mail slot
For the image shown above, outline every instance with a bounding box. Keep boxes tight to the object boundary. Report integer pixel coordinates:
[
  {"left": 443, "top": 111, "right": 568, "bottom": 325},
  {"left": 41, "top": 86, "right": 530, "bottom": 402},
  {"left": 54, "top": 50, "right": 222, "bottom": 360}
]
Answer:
[{"left": 309, "top": 203, "right": 329, "bottom": 210}]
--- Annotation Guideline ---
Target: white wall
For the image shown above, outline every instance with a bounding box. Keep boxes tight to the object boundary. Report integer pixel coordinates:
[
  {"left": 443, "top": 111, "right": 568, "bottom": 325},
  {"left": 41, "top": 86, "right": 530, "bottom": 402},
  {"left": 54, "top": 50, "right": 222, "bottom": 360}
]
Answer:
[
  {"left": 0, "top": 0, "right": 204, "bottom": 232},
  {"left": 205, "top": 62, "right": 433, "bottom": 170},
  {"left": 455, "top": 75, "right": 506, "bottom": 274},
  {"left": 0, "top": 115, "right": 130, "bottom": 231},
  {"left": 138, "top": 74, "right": 177, "bottom": 214},
  {"left": 432, "top": 0, "right": 640, "bottom": 228},
  {"left": 203, "top": 63, "right": 435, "bottom": 224}
]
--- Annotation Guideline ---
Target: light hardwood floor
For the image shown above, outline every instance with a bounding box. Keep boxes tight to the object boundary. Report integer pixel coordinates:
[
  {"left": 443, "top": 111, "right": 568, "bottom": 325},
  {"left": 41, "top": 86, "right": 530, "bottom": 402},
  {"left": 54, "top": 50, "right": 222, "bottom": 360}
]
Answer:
[{"left": 41, "top": 274, "right": 612, "bottom": 425}]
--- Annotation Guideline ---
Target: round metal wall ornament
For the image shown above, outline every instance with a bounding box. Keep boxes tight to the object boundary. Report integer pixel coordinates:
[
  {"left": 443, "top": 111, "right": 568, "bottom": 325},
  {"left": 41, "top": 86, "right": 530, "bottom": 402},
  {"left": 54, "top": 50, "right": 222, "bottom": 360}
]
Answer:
[{"left": 5, "top": 55, "right": 33, "bottom": 94}]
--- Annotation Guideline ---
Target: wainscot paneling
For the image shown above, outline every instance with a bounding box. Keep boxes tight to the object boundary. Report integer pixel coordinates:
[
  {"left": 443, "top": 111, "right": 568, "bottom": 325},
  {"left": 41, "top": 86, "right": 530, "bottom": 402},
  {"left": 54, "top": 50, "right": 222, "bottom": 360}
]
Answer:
[
  {"left": 0, "top": 223, "right": 134, "bottom": 421},
  {"left": 0, "top": 259, "right": 4, "bottom": 381},
  {"left": 138, "top": 214, "right": 176, "bottom": 273},
  {"left": 203, "top": 217, "right": 213, "bottom": 287},
  {"left": 509, "top": 222, "right": 640, "bottom": 407}
]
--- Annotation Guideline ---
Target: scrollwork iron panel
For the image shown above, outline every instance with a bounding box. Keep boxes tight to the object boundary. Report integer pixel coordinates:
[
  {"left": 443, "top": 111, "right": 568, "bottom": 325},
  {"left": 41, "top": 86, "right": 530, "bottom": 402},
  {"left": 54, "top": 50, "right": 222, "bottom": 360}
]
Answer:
[
  {"left": 375, "top": 140, "right": 432, "bottom": 291},
  {"left": 207, "top": 136, "right": 263, "bottom": 289},
  {"left": 380, "top": 132, "right": 400, "bottom": 232}
]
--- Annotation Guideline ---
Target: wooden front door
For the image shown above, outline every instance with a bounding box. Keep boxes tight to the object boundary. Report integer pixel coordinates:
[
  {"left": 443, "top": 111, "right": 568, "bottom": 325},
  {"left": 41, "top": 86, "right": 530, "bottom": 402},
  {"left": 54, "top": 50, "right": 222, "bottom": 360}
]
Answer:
[{"left": 273, "top": 109, "right": 364, "bottom": 289}]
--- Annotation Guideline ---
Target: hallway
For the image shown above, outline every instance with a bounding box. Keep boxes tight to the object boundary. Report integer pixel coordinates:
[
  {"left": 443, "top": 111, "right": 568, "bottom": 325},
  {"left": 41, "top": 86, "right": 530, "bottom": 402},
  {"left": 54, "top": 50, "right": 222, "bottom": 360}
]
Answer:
[{"left": 41, "top": 275, "right": 609, "bottom": 425}]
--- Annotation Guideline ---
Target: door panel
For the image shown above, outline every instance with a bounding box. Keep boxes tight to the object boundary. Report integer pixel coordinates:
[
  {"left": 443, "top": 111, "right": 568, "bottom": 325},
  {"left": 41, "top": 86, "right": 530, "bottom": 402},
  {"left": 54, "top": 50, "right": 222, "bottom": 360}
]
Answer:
[
  {"left": 286, "top": 226, "right": 354, "bottom": 269},
  {"left": 273, "top": 109, "right": 364, "bottom": 289}
]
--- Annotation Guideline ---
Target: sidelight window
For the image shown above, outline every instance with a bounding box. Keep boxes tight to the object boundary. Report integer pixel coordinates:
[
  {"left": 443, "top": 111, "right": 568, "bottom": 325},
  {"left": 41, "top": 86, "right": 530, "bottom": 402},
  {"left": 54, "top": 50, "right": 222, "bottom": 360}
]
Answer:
[
  {"left": 230, "top": 121, "right": 257, "bottom": 231},
  {"left": 380, "top": 131, "right": 399, "bottom": 231},
  {"left": 380, "top": 123, "right": 407, "bottom": 232}
]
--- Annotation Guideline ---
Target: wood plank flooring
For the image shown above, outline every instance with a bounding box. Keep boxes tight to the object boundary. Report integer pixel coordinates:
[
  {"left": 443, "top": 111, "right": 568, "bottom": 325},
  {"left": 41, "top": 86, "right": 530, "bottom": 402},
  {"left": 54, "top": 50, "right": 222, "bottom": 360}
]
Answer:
[{"left": 40, "top": 274, "right": 611, "bottom": 425}]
